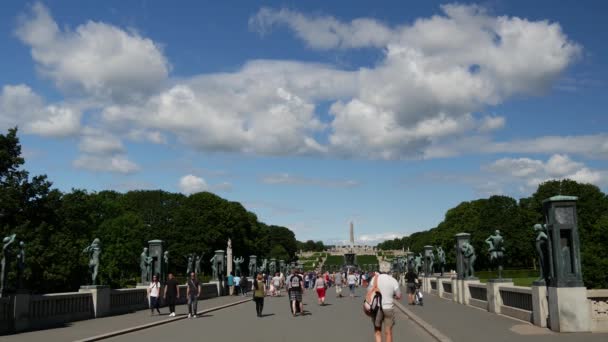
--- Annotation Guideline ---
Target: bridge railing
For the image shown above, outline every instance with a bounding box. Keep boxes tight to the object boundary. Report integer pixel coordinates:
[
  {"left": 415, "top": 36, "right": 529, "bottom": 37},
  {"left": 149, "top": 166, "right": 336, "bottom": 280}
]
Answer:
[
  {"left": 498, "top": 286, "right": 533, "bottom": 322},
  {"left": 468, "top": 283, "right": 488, "bottom": 310},
  {"left": 28, "top": 292, "right": 94, "bottom": 329},
  {"left": 0, "top": 297, "right": 13, "bottom": 335},
  {"left": 110, "top": 288, "right": 148, "bottom": 315},
  {"left": 440, "top": 280, "right": 453, "bottom": 300},
  {"left": 587, "top": 289, "right": 608, "bottom": 332}
]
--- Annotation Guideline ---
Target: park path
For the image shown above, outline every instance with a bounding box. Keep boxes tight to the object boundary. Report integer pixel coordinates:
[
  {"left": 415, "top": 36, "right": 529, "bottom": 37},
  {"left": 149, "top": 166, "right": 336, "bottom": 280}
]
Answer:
[
  {"left": 1, "top": 295, "right": 249, "bottom": 342},
  {"left": 405, "top": 292, "right": 608, "bottom": 342},
  {"left": 105, "top": 287, "right": 434, "bottom": 342}
]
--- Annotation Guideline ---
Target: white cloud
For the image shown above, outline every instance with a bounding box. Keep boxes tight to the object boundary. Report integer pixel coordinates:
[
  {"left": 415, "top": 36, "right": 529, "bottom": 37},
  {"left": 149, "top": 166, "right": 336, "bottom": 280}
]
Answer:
[
  {"left": 179, "top": 174, "right": 208, "bottom": 194},
  {"left": 10, "top": 3, "right": 586, "bottom": 163},
  {"left": 478, "top": 115, "right": 506, "bottom": 132},
  {"left": 358, "top": 232, "right": 406, "bottom": 245},
  {"left": 261, "top": 173, "right": 359, "bottom": 188},
  {"left": 250, "top": 8, "right": 396, "bottom": 49},
  {"left": 78, "top": 127, "right": 124, "bottom": 154},
  {"left": 0, "top": 84, "right": 81, "bottom": 137},
  {"left": 73, "top": 154, "right": 139, "bottom": 174},
  {"left": 484, "top": 154, "right": 605, "bottom": 191},
  {"left": 16, "top": 2, "right": 169, "bottom": 103}
]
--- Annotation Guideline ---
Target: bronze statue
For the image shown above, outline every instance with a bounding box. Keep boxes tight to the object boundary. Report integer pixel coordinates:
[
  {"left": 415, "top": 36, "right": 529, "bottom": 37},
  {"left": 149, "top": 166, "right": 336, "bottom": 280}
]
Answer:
[
  {"left": 534, "top": 224, "right": 551, "bottom": 283},
  {"left": 17, "top": 241, "right": 25, "bottom": 289},
  {"left": 83, "top": 238, "right": 101, "bottom": 285},
  {"left": 1, "top": 234, "right": 16, "bottom": 296},
  {"left": 485, "top": 230, "right": 505, "bottom": 278},
  {"left": 195, "top": 255, "right": 202, "bottom": 275},
  {"left": 140, "top": 247, "right": 152, "bottom": 283},
  {"left": 234, "top": 256, "right": 244, "bottom": 276},
  {"left": 437, "top": 247, "right": 446, "bottom": 276},
  {"left": 461, "top": 242, "right": 476, "bottom": 278}
]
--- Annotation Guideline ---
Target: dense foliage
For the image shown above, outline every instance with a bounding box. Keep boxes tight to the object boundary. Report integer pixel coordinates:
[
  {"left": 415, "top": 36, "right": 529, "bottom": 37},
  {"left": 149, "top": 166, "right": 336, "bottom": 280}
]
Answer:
[
  {"left": 378, "top": 181, "right": 608, "bottom": 288},
  {"left": 0, "top": 128, "right": 299, "bottom": 293}
]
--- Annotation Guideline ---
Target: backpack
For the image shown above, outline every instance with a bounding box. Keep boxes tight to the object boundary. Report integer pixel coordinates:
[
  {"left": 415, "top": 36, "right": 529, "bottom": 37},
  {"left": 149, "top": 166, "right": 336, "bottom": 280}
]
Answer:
[
  {"left": 290, "top": 275, "right": 301, "bottom": 289},
  {"left": 363, "top": 273, "right": 382, "bottom": 317}
]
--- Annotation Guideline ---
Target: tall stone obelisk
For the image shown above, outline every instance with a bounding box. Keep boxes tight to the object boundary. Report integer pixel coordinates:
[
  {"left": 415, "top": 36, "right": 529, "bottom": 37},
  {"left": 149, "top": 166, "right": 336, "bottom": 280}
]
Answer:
[{"left": 349, "top": 221, "right": 354, "bottom": 249}]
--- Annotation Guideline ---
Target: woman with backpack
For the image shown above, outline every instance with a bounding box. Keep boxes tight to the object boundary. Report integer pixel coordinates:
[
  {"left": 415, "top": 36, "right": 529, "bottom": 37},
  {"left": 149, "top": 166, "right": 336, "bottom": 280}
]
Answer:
[
  {"left": 253, "top": 273, "right": 266, "bottom": 317},
  {"left": 315, "top": 273, "right": 327, "bottom": 305}
]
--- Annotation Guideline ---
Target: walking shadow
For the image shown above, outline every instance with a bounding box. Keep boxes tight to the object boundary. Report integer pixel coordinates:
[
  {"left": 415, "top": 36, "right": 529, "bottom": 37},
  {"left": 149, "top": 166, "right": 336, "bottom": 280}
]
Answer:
[{"left": 259, "top": 313, "right": 275, "bottom": 318}]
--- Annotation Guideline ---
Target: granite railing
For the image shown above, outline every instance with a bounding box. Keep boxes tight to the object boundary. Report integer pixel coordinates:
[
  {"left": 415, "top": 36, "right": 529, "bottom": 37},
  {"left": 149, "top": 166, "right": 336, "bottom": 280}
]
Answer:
[
  {"left": 468, "top": 283, "right": 488, "bottom": 310},
  {"left": 2, "top": 281, "right": 222, "bottom": 335},
  {"left": 430, "top": 280, "right": 437, "bottom": 290},
  {"left": 110, "top": 288, "right": 148, "bottom": 314},
  {"left": 498, "top": 286, "right": 533, "bottom": 322},
  {"left": 0, "top": 297, "right": 13, "bottom": 334},
  {"left": 587, "top": 289, "right": 608, "bottom": 332},
  {"left": 28, "top": 292, "right": 94, "bottom": 329},
  {"left": 441, "top": 280, "right": 453, "bottom": 300}
]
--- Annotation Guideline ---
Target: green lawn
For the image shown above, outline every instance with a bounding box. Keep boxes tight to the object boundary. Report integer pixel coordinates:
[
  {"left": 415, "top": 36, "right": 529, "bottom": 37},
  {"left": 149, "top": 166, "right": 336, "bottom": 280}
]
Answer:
[
  {"left": 324, "top": 255, "right": 345, "bottom": 266},
  {"left": 356, "top": 255, "right": 379, "bottom": 265},
  {"left": 476, "top": 269, "right": 539, "bottom": 287}
]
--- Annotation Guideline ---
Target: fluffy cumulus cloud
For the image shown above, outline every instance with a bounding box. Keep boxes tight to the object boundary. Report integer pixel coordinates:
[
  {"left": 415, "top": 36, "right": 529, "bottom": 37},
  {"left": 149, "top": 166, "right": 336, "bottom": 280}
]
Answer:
[
  {"left": 178, "top": 174, "right": 208, "bottom": 194},
  {"left": 0, "top": 84, "right": 81, "bottom": 137},
  {"left": 484, "top": 154, "right": 605, "bottom": 192},
  {"left": 9, "top": 3, "right": 586, "bottom": 163},
  {"left": 15, "top": 2, "right": 169, "bottom": 103},
  {"left": 249, "top": 4, "right": 580, "bottom": 158}
]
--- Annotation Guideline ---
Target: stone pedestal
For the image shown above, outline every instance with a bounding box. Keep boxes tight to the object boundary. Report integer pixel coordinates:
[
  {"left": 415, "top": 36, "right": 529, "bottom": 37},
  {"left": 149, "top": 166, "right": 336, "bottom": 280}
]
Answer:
[
  {"left": 451, "top": 277, "right": 459, "bottom": 303},
  {"left": 532, "top": 284, "right": 549, "bottom": 327},
  {"left": 209, "top": 281, "right": 222, "bottom": 297},
  {"left": 459, "top": 278, "right": 480, "bottom": 305},
  {"left": 548, "top": 287, "right": 590, "bottom": 332},
  {"left": 13, "top": 293, "right": 30, "bottom": 332},
  {"left": 487, "top": 279, "right": 512, "bottom": 314},
  {"left": 227, "top": 243, "right": 233, "bottom": 277},
  {"left": 79, "top": 285, "right": 110, "bottom": 318},
  {"left": 423, "top": 276, "right": 436, "bottom": 293}
]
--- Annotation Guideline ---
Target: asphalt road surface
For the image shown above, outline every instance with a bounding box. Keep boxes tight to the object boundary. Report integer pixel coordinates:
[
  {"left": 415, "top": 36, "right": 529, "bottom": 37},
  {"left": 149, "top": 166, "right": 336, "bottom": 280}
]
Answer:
[{"left": 106, "top": 287, "right": 434, "bottom": 342}]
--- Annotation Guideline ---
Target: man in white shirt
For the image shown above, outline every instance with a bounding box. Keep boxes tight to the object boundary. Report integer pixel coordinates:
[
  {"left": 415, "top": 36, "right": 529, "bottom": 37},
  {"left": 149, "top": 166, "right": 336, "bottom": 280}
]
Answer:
[
  {"left": 347, "top": 271, "right": 357, "bottom": 298},
  {"left": 369, "top": 263, "right": 402, "bottom": 342}
]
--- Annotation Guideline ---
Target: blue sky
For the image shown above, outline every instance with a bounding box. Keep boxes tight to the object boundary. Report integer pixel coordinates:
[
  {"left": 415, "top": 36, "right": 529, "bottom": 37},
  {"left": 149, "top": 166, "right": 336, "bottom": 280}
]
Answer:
[{"left": 1, "top": 1, "right": 607, "bottom": 245}]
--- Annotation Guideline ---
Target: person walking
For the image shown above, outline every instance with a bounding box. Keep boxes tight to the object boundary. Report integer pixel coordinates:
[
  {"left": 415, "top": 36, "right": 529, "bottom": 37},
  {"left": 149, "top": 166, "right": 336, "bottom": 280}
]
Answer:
[
  {"left": 314, "top": 273, "right": 327, "bottom": 305},
  {"left": 234, "top": 274, "right": 241, "bottom": 296},
  {"left": 239, "top": 274, "right": 248, "bottom": 296},
  {"left": 347, "top": 271, "right": 357, "bottom": 298},
  {"left": 163, "top": 273, "right": 180, "bottom": 316},
  {"left": 369, "top": 265, "right": 402, "bottom": 342},
  {"left": 253, "top": 273, "right": 266, "bottom": 317},
  {"left": 148, "top": 274, "right": 162, "bottom": 315},
  {"left": 272, "top": 272, "right": 282, "bottom": 296},
  {"left": 404, "top": 268, "right": 419, "bottom": 305},
  {"left": 288, "top": 269, "right": 304, "bottom": 316},
  {"left": 334, "top": 271, "right": 344, "bottom": 298},
  {"left": 186, "top": 272, "right": 201, "bottom": 318},
  {"left": 228, "top": 272, "right": 235, "bottom": 296}
]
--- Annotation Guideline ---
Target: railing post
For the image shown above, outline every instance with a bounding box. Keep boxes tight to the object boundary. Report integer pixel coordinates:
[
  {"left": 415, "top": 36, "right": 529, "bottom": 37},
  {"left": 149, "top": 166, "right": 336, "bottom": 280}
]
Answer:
[
  {"left": 13, "top": 293, "right": 30, "bottom": 332},
  {"left": 531, "top": 284, "right": 548, "bottom": 327},
  {"left": 79, "top": 285, "right": 110, "bottom": 318},
  {"left": 461, "top": 279, "right": 480, "bottom": 305},
  {"left": 451, "top": 278, "right": 459, "bottom": 303},
  {"left": 488, "top": 279, "right": 513, "bottom": 314}
]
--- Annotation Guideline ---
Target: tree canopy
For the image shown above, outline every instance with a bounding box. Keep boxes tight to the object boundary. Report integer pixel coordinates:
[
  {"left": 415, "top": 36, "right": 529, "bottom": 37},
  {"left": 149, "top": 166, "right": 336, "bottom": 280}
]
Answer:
[
  {"left": 0, "top": 128, "right": 299, "bottom": 292},
  {"left": 378, "top": 181, "right": 608, "bottom": 288}
]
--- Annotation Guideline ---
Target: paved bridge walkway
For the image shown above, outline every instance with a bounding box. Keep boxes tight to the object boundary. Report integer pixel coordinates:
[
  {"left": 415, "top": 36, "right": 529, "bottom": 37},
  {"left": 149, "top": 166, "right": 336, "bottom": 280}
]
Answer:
[{"left": 4, "top": 286, "right": 607, "bottom": 341}]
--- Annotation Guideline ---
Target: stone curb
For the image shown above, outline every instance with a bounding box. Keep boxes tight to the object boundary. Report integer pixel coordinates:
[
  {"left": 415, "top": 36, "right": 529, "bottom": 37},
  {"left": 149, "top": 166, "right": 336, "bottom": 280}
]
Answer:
[
  {"left": 75, "top": 298, "right": 251, "bottom": 342},
  {"left": 394, "top": 301, "right": 453, "bottom": 342}
]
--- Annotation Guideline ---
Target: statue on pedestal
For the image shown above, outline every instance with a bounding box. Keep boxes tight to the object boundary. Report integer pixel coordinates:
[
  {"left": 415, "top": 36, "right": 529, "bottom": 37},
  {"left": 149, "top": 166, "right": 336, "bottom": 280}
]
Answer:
[
  {"left": 534, "top": 224, "right": 551, "bottom": 283},
  {"left": 437, "top": 247, "right": 446, "bottom": 276},
  {"left": 234, "top": 256, "right": 244, "bottom": 276},
  {"left": 259, "top": 259, "right": 268, "bottom": 273},
  {"left": 17, "top": 241, "right": 25, "bottom": 289},
  {"left": 195, "top": 255, "right": 202, "bottom": 275},
  {"left": 428, "top": 251, "right": 435, "bottom": 275},
  {"left": 83, "top": 238, "right": 101, "bottom": 285},
  {"left": 248, "top": 258, "right": 257, "bottom": 276},
  {"left": 461, "top": 242, "right": 476, "bottom": 278},
  {"left": 414, "top": 253, "right": 422, "bottom": 274},
  {"left": 185, "top": 254, "right": 194, "bottom": 275},
  {"left": 163, "top": 251, "right": 169, "bottom": 271},
  {"left": 485, "top": 230, "right": 506, "bottom": 278},
  {"left": 269, "top": 260, "right": 276, "bottom": 275},
  {"left": 140, "top": 247, "right": 152, "bottom": 283},
  {"left": 1, "top": 234, "right": 16, "bottom": 296},
  {"left": 210, "top": 255, "right": 218, "bottom": 280}
]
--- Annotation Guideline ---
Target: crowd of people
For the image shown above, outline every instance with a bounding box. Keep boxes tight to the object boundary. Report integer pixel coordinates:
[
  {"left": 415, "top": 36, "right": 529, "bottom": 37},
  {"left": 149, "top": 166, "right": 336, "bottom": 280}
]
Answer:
[{"left": 147, "top": 267, "right": 421, "bottom": 341}]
